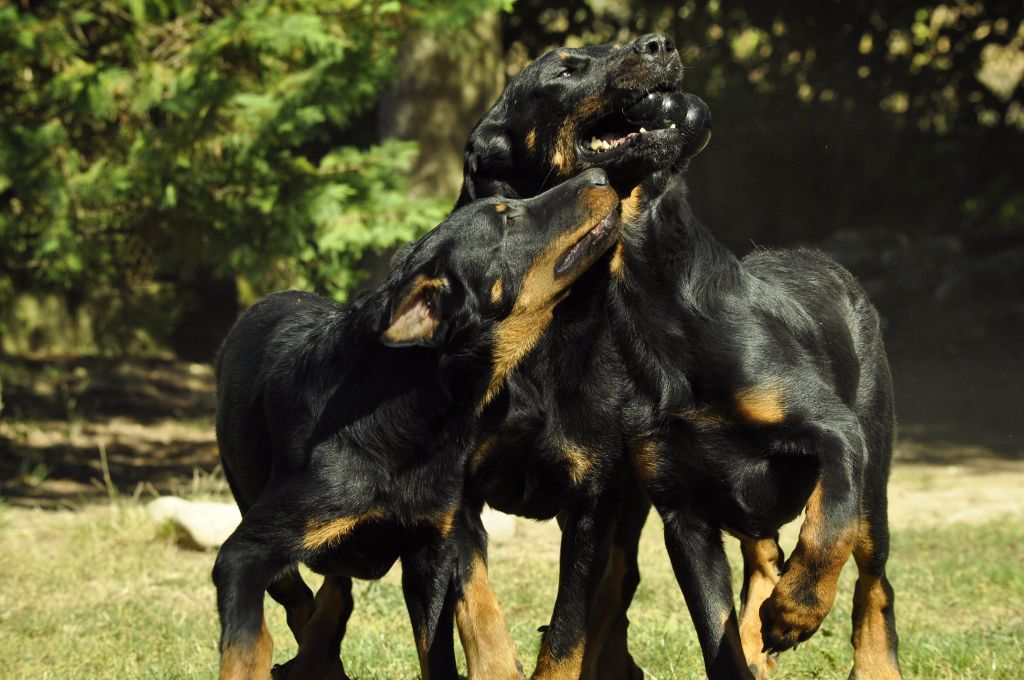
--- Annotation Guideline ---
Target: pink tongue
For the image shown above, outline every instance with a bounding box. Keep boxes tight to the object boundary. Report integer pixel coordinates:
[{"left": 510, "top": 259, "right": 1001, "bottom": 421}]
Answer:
[{"left": 598, "top": 131, "right": 640, "bottom": 149}]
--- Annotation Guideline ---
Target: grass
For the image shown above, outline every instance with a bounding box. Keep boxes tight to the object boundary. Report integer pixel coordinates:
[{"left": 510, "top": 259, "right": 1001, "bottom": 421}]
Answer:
[{"left": 0, "top": 501, "right": 1021, "bottom": 679}]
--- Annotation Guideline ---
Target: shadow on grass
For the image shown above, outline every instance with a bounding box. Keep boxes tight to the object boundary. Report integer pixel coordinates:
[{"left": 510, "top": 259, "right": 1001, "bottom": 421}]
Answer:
[{"left": 0, "top": 355, "right": 222, "bottom": 508}]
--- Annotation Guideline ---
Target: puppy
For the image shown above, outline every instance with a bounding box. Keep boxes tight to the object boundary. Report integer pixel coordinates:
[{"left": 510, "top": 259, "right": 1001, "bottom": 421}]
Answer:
[{"left": 212, "top": 170, "right": 622, "bottom": 680}]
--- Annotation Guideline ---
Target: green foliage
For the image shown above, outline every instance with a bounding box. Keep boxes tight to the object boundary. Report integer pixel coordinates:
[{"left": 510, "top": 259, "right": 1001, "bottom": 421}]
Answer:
[{"left": 0, "top": 0, "right": 504, "bottom": 348}]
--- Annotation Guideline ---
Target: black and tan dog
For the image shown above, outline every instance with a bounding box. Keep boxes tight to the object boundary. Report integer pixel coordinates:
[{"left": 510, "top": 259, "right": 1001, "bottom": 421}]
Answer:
[
  {"left": 457, "top": 33, "right": 900, "bottom": 680},
  {"left": 212, "top": 169, "right": 622, "bottom": 680},
  {"left": 452, "top": 34, "right": 710, "bottom": 680},
  {"left": 607, "top": 154, "right": 903, "bottom": 678}
]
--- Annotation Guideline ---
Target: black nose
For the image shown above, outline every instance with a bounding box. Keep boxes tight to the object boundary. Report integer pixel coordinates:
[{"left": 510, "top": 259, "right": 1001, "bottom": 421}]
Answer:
[
  {"left": 581, "top": 168, "right": 609, "bottom": 187},
  {"left": 634, "top": 33, "right": 675, "bottom": 58}
]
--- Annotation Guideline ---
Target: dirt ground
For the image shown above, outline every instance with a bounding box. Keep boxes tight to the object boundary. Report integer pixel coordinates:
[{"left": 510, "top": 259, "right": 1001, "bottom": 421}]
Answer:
[{"left": 1, "top": 351, "right": 1021, "bottom": 527}]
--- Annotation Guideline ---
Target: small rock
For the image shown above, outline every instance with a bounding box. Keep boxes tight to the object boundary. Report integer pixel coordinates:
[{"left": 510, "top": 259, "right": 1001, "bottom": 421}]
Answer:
[
  {"left": 147, "top": 496, "right": 241, "bottom": 550},
  {"left": 147, "top": 497, "right": 517, "bottom": 549},
  {"left": 481, "top": 506, "right": 517, "bottom": 544}
]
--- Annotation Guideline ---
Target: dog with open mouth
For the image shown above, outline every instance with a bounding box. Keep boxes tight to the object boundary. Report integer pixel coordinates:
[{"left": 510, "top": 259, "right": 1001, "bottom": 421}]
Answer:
[
  {"left": 457, "top": 30, "right": 900, "bottom": 680},
  {"left": 452, "top": 34, "right": 711, "bottom": 680}
]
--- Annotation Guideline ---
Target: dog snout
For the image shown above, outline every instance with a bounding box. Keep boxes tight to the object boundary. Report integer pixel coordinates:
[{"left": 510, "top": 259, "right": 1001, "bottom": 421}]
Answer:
[
  {"left": 633, "top": 33, "right": 676, "bottom": 61},
  {"left": 580, "top": 168, "right": 609, "bottom": 188}
]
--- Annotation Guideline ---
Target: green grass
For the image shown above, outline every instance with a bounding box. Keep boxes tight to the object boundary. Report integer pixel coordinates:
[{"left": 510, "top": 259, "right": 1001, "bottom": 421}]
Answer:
[{"left": 0, "top": 502, "right": 1021, "bottom": 679}]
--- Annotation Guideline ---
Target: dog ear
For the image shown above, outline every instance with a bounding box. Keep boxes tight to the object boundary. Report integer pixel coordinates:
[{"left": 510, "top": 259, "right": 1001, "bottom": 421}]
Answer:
[
  {"left": 380, "top": 274, "right": 449, "bottom": 348},
  {"left": 456, "top": 122, "right": 519, "bottom": 208}
]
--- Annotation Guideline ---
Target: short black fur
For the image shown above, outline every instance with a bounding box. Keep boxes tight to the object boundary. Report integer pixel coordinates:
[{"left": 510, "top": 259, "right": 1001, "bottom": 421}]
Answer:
[
  {"left": 212, "top": 171, "right": 623, "bottom": 680},
  {"left": 608, "top": 172, "right": 903, "bottom": 679},
  {"left": 452, "top": 33, "right": 709, "bottom": 680}
]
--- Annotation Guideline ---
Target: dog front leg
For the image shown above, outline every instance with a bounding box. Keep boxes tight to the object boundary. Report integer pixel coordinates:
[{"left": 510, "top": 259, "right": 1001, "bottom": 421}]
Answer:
[
  {"left": 581, "top": 490, "right": 649, "bottom": 680},
  {"left": 214, "top": 512, "right": 294, "bottom": 680},
  {"left": 663, "top": 511, "right": 754, "bottom": 680},
  {"left": 401, "top": 538, "right": 460, "bottom": 680},
  {"left": 531, "top": 499, "right": 614, "bottom": 680},
  {"left": 452, "top": 505, "right": 524, "bottom": 680},
  {"left": 760, "top": 424, "right": 865, "bottom": 654}
]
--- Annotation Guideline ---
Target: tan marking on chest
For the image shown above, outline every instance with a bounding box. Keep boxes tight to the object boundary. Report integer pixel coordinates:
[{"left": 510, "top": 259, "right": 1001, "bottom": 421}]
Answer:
[
  {"left": 434, "top": 506, "right": 458, "bottom": 536},
  {"left": 629, "top": 438, "right": 661, "bottom": 485},
  {"left": 490, "top": 277, "right": 503, "bottom": 304},
  {"left": 302, "top": 509, "right": 386, "bottom": 551},
  {"left": 734, "top": 383, "right": 786, "bottom": 425},
  {"left": 481, "top": 303, "right": 556, "bottom": 408},
  {"left": 561, "top": 442, "right": 595, "bottom": 486},
  {"left": 620, "top": 185, "right": 644, "bottom": 227},
  {"left": 609, "top": 241, "right": 626, "bottom": 278},
  {"left": 416, "top": 505, "right": 459, "bottom": 537}
]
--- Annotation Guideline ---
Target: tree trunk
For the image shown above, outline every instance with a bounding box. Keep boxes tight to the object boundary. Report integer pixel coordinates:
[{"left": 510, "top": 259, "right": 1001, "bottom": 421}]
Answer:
[{"left": 378, "top": 13, "right": 506, "bottom": 203}]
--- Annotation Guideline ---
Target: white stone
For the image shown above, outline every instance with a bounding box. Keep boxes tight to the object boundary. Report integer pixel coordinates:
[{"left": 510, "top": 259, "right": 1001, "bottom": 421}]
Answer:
[
  {"left": 147, "top": 497, "right": 517, "bottom": 550},
  {"left": 147, "top": 496, "right": 241, "bottom": 550},
  {"left": 481, "top": 506, "right": 517, "bottom": 544}
]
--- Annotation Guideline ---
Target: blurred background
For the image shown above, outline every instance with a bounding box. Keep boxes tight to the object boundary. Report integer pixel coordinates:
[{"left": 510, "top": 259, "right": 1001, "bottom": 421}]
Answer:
[
  {"left": 3, "top": 0, "right": 1021, "bottom": 488},
  {"left": 0, "top": 2, "right": 1022, "bottom": 677}
]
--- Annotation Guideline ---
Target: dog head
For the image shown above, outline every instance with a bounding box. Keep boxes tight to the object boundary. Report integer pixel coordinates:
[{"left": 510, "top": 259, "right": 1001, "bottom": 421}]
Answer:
[
  {"left": 457, "top": 33, "right": 711, "bottom": 206},
  {"left": 382, "top": 170, "right": 620, "bottom": 401}
]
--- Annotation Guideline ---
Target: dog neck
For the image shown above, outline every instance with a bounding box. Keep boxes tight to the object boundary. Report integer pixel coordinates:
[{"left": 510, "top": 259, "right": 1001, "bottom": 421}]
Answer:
[
  {"left": 620, "top": 172, "right": 741, "bottom": 308},
  {"left": 608, "top": 172, "right": 745, "bottom": 416}
]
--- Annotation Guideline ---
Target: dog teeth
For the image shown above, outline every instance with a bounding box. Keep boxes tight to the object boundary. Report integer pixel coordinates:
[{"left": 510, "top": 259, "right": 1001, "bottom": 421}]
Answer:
[
  {"left": 670, "top": 123, "right": 677, "bottom": 129},
  {"left": 589, "top": 136, "right": 616, "bottom": 152},
  {"left": 639, "top": 127, "right": 646, "bottom": 133}
]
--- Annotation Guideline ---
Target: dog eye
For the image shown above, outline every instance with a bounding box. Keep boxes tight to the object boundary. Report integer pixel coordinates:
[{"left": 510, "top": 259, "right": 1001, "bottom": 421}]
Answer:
[{"left": 555, "top": 62, "right": 583, "bottom": 79}]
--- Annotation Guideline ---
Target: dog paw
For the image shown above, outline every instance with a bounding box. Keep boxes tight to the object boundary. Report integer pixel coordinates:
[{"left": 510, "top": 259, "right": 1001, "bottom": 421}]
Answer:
[
  {"left": 747, "top": 650, "right": 778, "bottom": 678},
  {"left": 759, "top": 575, "right": 829, "bottom": 654}
]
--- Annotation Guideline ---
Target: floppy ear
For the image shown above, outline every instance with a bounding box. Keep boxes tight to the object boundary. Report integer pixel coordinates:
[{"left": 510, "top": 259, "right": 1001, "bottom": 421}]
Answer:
[
  {"left": 455, "top": 122, "right": 519, "bottom": 208},
  {"left": 380, "top": 275, "right": 449, "bottom": 348}
]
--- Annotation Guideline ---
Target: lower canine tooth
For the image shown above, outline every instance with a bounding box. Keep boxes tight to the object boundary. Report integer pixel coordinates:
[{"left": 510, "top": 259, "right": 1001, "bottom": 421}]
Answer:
[
  {"left": 670, "top": 123, "right": 677, "bottom": 129},
  {"left": 639, "top": 127, "right": 646, "bottom": 133}
]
